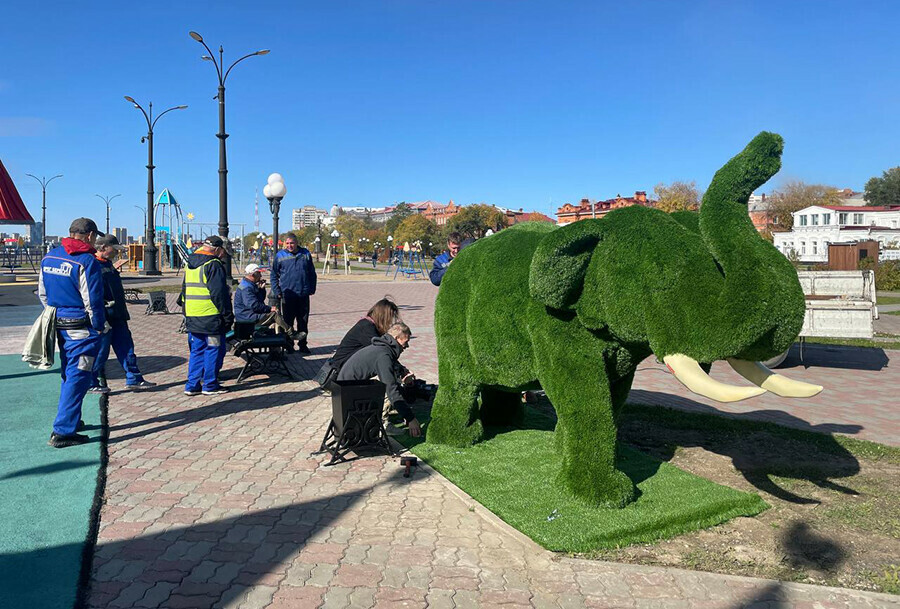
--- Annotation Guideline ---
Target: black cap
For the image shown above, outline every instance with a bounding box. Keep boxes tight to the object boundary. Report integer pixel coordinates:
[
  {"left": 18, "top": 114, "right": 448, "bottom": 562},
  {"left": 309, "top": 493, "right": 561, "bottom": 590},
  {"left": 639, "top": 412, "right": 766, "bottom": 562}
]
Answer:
[
  {"left": 204, "top": 235, "right": 225, "bottom": 248},
  {"left": 96, "top": 234, "right": 125, "bottom": 250},
  {"left": 69, "top": 218, "right": 103, "bottom": 236}
]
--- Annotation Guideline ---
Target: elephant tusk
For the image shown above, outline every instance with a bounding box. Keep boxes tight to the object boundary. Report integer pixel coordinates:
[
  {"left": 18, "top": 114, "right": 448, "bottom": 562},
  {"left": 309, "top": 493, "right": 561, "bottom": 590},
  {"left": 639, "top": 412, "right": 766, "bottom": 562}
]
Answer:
[
  {"left": 726, "top": 358, "right": 823, "bottom": 398},
  {"left": 663, "top": 354, "right": 767, "bottom": 403}
]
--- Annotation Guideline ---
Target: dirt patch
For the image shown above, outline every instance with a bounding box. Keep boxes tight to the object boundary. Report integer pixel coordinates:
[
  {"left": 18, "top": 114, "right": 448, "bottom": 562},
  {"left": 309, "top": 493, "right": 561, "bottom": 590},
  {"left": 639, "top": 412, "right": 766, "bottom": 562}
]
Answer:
[{"left": 579, "top": 403, "right": 900, "bottom": 595}]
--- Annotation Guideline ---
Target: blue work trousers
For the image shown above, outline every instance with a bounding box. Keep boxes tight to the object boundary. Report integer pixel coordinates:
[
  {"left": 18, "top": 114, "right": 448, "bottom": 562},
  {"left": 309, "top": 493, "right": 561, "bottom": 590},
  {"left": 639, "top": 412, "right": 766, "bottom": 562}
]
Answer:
[
  {"left": 93, "top": 322, "right": 144, "bottom": 386},
  {"left": 186, "top": 331, "right": 226, "bottom": 392},
  {"left": 54, "top": 327, "right": 102, "bottom": 435}
]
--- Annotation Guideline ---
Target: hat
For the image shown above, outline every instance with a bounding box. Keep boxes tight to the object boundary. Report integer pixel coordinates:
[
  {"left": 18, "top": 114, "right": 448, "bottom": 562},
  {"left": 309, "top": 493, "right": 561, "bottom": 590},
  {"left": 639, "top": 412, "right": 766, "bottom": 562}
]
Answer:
[
  {"left": 69, "top": 218, "right": 103, "bottom": 236},
  {"left": 245, "top": 263, "right": 260, "bottom": 274},
  {"left": 96, "top": 234, "right": 125, "bottom": 250},
  {"left": 203, "top": 235, "right": 225, "bottom": 248}
]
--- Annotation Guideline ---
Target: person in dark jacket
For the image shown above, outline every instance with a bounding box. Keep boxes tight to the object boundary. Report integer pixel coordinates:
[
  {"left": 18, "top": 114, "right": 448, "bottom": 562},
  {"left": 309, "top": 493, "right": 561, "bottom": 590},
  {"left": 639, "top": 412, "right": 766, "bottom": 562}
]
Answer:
[
  {"left": 89, "top": 234, "right": 155, "bottom": 392},
  {"left": 429, "top": 232, "right": 463, "bottom": 286},
  {"left": 233, "top": 263, "right": 292, "bottom": 333},
  {"left": 38, "top": 218, "right": 106, "bottom": 448},
  {"left": 271, "top": 234, "right": 316, "bottom": 353},
  {"left": 180, "top": 236, "right": 234, "bottom": 396},
  {"left": 336, "top": 322, "right": 422, "bottom": 437},
  {"left": 330, "top": 298, "right": 412, "bottom": 379}
]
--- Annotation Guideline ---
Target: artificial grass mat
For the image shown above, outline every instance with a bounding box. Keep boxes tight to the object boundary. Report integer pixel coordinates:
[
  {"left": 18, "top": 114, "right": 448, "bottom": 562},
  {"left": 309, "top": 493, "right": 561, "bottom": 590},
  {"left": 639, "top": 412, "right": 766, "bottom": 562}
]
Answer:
[
  {"left": 398, "top": 409, "right": 768, "bottom": 552},
  {"left": 0, "top": 354, "right": 104, "bottom": 609}
]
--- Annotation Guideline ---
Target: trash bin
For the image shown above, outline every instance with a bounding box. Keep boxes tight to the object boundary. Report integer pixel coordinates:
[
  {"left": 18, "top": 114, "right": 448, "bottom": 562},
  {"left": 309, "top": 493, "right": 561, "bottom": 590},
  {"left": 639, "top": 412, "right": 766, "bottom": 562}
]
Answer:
[{"left": 330, "top": 379, "right": 385, "bottom": 436}]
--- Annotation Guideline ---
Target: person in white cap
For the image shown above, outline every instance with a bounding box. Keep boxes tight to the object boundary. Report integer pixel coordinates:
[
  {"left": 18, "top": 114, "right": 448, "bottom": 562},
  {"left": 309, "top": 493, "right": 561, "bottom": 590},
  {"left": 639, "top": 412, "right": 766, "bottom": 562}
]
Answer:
[{"left": 233, "top": 263, "right": 292, "bottom": 333}]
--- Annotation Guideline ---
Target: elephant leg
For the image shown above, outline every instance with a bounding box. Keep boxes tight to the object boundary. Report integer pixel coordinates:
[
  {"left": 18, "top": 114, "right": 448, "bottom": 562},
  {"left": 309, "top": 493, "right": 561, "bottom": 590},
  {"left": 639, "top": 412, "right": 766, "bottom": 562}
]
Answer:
[
  {"left": 480, "top": 386, "right": 525, "bottom": 427},
  {"left": 427, "top": 374, "right": 483, "bottom": 447},
  {"left": 534, "top": 333, "right": 635, "bottom": 508}
]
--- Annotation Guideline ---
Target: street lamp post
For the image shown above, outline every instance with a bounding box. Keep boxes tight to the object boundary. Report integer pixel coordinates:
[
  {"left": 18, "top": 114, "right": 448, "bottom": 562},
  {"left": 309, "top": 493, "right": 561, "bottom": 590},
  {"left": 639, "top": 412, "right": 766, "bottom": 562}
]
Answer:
[
  {"left": 263, "top": 173, "right": 287, "bottom": 306},
  {"left": 134, "top": 205, "right": 147, "bottom": 238},
  {"left": 96, "top": 193, "right": 121, "bottom": 234},
  {"left": 25, "top": 173, "right": 63, "bottom": 254},
  {"left": 124, "top": 97, "right": 187, "bottom": 275},
  {"left": 189, "top": 31, "right": 269, "bottom": 280}
]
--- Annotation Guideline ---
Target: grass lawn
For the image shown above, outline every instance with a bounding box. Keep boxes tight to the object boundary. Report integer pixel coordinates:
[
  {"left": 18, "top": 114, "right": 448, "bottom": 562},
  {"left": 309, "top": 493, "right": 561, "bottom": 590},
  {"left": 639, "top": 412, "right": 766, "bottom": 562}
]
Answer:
[
  {"left": 876, "top": 295, "right": 900, "bottom": 305},
  {"left": 804, "top": 334, "right": 900, "bottom": 349},
  {"left": 397, "top": 409, "right": 768, "bottom": 552}
]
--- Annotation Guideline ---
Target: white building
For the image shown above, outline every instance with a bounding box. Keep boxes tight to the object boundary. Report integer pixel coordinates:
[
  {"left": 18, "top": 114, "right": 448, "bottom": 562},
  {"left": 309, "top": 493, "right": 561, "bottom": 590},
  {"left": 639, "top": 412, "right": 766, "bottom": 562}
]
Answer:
[
  {"left": 291, "top": 206, "right": 329, "bottom": 230},
  {"left": 772, "top": 205, "right": 900, "bottom": 263}
]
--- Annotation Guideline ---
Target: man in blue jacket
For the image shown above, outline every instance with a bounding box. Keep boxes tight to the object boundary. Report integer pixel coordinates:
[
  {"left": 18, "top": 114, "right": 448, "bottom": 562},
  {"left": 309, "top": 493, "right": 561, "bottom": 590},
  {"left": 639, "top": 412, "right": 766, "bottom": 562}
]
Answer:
[
  {"left": 429, "top": 232, "right": 463, "bottom": 286},
  {"left": 234, "top": 263, "right": 292, "bottom": 332},
  {"left": 180, "top": 236, "right": 234, "bottom": 395},
  {"left": 90, "top": 234, "right": 156, "bottom": 393},
  {"left": 271, "top": 234, "right": 316, "bottom": 353},
  {"left": 38, "top": 218, "right": 106, "bottom": 448}
]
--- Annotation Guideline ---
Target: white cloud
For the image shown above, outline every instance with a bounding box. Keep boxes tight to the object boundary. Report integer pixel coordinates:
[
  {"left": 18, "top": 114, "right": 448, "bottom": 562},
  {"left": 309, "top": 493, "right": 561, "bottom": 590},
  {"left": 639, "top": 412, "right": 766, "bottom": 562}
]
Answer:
[{"left": 0, "top": 117, "right": 54, "bottom": 137}]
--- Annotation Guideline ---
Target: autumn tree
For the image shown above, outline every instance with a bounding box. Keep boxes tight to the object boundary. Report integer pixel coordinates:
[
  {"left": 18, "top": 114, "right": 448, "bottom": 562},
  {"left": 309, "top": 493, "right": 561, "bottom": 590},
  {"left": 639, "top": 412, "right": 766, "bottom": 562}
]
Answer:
[
  {"left": 864, "top": 167, "right": 900, "bottom": 207},
  {"left": 766, "top": 181, "right": 842, "bottom": 231},
  {"left": 653, "top": 180, "right": 701, "bottom": 213},
  {"left": 447, "top": 204, "right": 508, "bottom": 239},
  {"left": 385, "top": 202, "right": 415, "bottom": 235},
  {"left": 333, "top": 214, "right": 366, "bottom": 246},
  {"left": 394, "top": 214, "right": 437, "bottom": 249},
  {"left": 526, "top": 211, "right": 553, "bottom": 222}
]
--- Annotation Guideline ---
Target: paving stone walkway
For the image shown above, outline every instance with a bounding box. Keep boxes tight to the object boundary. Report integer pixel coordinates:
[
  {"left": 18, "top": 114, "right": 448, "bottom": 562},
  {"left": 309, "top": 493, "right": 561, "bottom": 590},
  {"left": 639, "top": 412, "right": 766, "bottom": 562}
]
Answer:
[{"left": 4, "top": 279, "right": 898, "bottom": 607}]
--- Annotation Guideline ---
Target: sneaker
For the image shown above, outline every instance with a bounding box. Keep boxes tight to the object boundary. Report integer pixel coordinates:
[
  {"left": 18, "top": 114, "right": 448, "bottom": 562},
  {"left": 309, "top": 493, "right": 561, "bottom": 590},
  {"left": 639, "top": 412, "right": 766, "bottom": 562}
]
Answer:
[
  {"left": 384, "top": 423, "right": 406, "bottom": 437},
  {"left": 296, "top": 343, "right": 312, "bottom": 355},
  {"left": 126, "top": 381, "right": 157, "bottom": 390},
  {"left": 88, "top": 386, "right": 111, "bottom": 395},
  {"left": 48, "top": 432, "right": 90, "bottom": 448},
  {"left": 184, "top": 389, "right": 201, "bottom": 396},
  {"left": 291, "top": 331, "right": 308, "bottom": 342},
  {"left": 201, "top": 387, "right": 228, "bottom": 396}
]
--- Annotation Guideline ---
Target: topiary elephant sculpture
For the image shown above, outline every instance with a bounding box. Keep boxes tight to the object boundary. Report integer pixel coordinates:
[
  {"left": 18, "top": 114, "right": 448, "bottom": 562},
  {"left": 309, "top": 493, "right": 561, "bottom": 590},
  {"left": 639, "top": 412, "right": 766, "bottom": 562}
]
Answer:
[{"left": 426, "top": 132, "right": 822, "bottom": 508}]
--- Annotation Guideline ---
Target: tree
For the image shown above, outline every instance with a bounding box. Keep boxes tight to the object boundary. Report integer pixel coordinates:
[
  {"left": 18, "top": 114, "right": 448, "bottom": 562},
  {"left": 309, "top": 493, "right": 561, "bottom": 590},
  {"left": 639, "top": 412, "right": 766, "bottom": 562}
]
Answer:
[
  {"left": 526, "top": 211, "right": 553, "bottom": 222},
  {"left": 333, "top": 214, "right": 366, "bottom": 246},
  {"left": 385, "top": 202, "right": 415, "bottom": 235},
  {"left": 864, "top": 167, "right": 900, "bottom": 207},
  {"left": 653, "top": 180, "right": 701, "bottom": 213},
  {"left": 765, "top": 181, "right": 842, "bottom": 231},
  {"left": 394, "top": 214, "right": 437, "bottom": 249},
  {"left": 447, "top": 204, "right": 508, "bottom": 239}
]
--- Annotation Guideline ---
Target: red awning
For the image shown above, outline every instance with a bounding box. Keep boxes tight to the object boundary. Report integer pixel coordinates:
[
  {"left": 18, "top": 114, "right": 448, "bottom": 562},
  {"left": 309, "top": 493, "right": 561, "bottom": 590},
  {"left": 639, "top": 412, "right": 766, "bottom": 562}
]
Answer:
[{"left": 0, "top": 159, "right": 35, "bottom": 225}]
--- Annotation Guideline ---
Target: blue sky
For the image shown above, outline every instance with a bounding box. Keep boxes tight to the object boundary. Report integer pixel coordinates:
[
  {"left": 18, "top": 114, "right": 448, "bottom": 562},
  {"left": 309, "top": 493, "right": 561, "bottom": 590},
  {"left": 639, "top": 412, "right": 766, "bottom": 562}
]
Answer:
[{"left": 1, "top": 1, "right": 898, "bottom": 236}]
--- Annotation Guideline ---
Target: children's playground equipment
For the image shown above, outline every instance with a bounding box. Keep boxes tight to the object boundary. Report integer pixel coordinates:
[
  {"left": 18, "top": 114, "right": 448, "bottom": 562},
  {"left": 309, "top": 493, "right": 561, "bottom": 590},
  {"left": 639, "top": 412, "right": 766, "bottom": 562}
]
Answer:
[
  {"left": 385, "top": 242, "right": 428, "bottom": 280},
  {"left": 0, "top": 243, "right": 41, "bottom": 276},
  {"left": 321, "top": 243, "right": 351, "bottom": 275}
]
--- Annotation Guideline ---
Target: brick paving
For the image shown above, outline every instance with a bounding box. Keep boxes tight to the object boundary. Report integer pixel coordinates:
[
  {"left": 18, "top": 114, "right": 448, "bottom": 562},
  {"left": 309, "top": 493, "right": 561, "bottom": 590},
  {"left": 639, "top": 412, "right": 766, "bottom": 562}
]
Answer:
[{"left": 3, "top": 279, "right": 899, "bottom": 607}]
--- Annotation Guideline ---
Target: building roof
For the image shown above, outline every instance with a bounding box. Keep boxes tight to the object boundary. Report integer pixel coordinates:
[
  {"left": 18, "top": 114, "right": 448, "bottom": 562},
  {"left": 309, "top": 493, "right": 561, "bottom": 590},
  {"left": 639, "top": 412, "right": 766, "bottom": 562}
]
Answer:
[
  {"left": 822, "top": 205, "right": 900, "bottom": 212},
  {"left": 0, "top": 159, "right": 35, "bottom": 225}
]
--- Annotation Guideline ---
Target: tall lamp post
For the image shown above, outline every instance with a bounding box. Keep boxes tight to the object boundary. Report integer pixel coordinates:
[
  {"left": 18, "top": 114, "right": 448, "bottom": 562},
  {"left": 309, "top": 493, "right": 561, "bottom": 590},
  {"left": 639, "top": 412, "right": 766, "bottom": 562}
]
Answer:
[
  {"left": 134, "top": 205, "right": 147, "bottom": 239},
  {"left": 263, "top": 173, "right": 287, "bottom": 306},
  {"left": 189, "top": 31, "right": 269, "bottom": 280},
  {"left": 25, "top": 173, "right": 63, "bottom": 254},
  {"left": 124, "top": 97, "right": 187, "bottom": 275},
  {"left": 96, "top": 193, "right": 121, "bottom": 234}
]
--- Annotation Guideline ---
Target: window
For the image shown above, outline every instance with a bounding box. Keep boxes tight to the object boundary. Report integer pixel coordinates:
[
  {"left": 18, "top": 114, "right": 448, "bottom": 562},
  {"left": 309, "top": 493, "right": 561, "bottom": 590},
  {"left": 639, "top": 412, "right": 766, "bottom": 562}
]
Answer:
[
  {"left": 799, "top": 215, "right": 808, "bottom": 226},
  {"left": 811, "top": 214, "right": 819, "bottom": 225},
  {"left": 854, "top": 213, "right": 864, "bottom": 224},
  {"left": 812, "top": 241, "right": 818, "bottom": 255},
  {"left": 801, "top": 241, "right": 806, "bottom": 254},
  {"left": 822, "top": 213, "right": 831, "bottom": 225},
  {"left": 839, "top": 212, "right": 848, "bottom": 224}
]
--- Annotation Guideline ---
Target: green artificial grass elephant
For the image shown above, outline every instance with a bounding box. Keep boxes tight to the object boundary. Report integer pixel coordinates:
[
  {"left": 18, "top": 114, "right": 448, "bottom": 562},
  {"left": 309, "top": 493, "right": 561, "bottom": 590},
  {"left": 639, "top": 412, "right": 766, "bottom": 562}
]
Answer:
[{"left": 427, "top": 132, "right": 823, "bottom": 508}]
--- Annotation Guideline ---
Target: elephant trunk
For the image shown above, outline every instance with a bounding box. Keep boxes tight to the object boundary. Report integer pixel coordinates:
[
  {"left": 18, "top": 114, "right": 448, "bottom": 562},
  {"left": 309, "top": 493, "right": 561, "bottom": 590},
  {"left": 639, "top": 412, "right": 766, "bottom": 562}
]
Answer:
[{"left": 698, "top": 132, "right": 805, "bottom": 361}]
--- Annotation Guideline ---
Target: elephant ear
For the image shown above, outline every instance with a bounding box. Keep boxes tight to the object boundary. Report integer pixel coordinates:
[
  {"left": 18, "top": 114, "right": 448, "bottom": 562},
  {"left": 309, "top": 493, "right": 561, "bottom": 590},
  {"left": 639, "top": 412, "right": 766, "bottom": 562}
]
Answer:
[{"left": 529, "top": 220, "right": 603, "bottom": 310}]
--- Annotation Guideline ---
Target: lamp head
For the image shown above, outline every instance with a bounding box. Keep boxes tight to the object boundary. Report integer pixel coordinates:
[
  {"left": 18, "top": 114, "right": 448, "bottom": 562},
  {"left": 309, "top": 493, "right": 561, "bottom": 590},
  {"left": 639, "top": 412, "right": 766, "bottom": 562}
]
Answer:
[
  {"left": 124, "top": 95, "right": 135, "bottom": 103},
  {"left": 189, "top": 31, "right": 203, "bottom": 42},
  {"left": 201, "top": 55, "right": 212, "bottom": 61},
  {"left": 256, "top": 49, "right": 271, "bottom": 56}
]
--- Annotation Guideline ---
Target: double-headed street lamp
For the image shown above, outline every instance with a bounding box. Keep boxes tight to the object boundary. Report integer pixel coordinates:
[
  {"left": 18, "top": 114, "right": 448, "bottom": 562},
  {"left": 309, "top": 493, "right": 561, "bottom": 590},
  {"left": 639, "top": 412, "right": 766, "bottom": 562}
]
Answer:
[
  {"left": 134, "top": 205, "right": 147, "bottom": 238},
  {"left": 25, "top": 173, "right": 63, "bottom": 254},
  {"left": 95, "top": 193, "right": 121, "bottom": 234},
  {"left": 263, "top": 173, "right": 286, "bottom": 306},
  {"left": 189, "top": 30, "right": 269, "bottom": 280},
  {"left": 124, "top": 97, "right": 187, "bottom": 275}
]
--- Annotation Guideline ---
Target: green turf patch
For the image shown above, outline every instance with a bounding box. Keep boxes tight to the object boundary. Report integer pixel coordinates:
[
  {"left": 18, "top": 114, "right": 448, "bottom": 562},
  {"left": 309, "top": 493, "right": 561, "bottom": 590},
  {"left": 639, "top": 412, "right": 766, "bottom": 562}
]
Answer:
[
  {"left": 399, "top": 410, "right": 767, "bottom": 552},
  {"left": 0, "top": 354, "right": 104, "bottom": 609}
]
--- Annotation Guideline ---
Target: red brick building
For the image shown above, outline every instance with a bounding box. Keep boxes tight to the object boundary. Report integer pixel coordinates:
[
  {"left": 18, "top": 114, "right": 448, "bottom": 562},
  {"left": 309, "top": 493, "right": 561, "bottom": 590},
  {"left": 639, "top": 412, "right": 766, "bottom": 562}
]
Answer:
[{"left": 556, "top": 191, "right": 655, "bottom": 225}]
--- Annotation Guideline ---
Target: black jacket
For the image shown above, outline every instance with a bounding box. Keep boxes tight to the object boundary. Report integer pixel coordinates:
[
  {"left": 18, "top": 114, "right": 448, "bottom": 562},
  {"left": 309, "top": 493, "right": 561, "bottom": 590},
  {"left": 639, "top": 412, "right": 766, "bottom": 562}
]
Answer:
[
  {"left": 97, "top": 257, "right": 130, "bottom": 324},
  {"left": 332, "top": 318, "right": 409, "bottom": 379},
  {"left": 180, "top": 252, "right": 234, "bottom": 334},
  {"left": 336, "top": 334, "right": 414, "bottom": 422}
]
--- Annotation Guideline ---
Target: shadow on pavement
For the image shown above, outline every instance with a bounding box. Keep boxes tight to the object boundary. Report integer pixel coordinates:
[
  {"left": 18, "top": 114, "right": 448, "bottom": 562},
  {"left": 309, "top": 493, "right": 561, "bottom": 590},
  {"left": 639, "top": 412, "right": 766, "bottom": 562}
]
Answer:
[
  {"left": 103, "top": 355, "right": 187, "bottom": 379},
  {"left": 0, "top": 460, "right": 96, "bottom": 481},
  {"left": 104, "top": 389, "right": 320, "bottom": 444},
  {"left": 780, "top": 342, "right": 890, "bottom": 372}
]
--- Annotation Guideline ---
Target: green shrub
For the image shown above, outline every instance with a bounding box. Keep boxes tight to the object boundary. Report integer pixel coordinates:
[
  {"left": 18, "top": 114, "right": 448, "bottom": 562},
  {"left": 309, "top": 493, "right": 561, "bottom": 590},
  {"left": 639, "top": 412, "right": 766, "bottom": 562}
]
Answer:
[
  {"left": 428, "top": 132, "right": 806, "bottom": 508},
  {"left": 859, "top": 258, "right": 900, "bottom": 291}
]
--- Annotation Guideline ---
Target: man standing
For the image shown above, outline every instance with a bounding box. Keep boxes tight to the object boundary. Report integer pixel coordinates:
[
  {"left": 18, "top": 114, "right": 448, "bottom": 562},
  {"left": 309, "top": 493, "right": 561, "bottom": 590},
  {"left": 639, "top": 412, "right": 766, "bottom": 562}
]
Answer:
[
  {"left": 90, "top": 234, "right": 156, "bottom": 392},
  {"left": 39, "top": 218, "right": 106, "bottom": 448},
  {"left": 337, "top": 322, "right": 422, "bottom": 438},
  {"left": 233, "top": 263, "right": 292, "bottom": 333},
  {"left": 429, "top": 232, "right": 463, "bottom": 286},
  {"left": 181, "top": 236, "right": 233, "bottom": 396},
  {"left": 271, "top": 234, "right": 316, "bottom": 353}
]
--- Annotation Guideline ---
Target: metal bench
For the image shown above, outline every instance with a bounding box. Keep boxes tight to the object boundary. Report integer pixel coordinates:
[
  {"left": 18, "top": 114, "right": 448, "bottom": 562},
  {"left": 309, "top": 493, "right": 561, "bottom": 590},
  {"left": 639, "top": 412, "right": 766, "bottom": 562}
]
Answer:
[{"left": 231, "top": 321, "right": 294, "bottom": 383}]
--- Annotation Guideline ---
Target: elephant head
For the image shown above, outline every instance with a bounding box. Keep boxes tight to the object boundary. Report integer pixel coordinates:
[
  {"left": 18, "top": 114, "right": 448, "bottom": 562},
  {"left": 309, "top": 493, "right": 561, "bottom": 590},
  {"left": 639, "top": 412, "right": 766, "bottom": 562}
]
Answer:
[{"left": 529, "top": 131, "right": 821, "bottom": 403}]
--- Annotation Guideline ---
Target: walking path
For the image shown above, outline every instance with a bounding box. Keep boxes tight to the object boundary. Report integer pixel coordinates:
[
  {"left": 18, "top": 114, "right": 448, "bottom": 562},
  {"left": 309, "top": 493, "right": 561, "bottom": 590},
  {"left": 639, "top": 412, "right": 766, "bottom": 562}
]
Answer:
[{"left": 3, "top": 281, "right": 897, "bottom": 608}]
